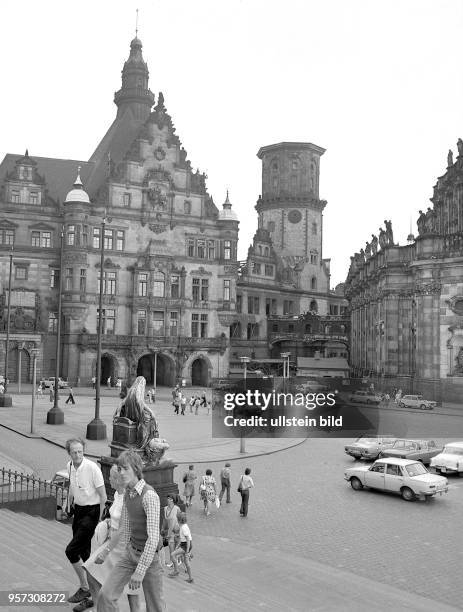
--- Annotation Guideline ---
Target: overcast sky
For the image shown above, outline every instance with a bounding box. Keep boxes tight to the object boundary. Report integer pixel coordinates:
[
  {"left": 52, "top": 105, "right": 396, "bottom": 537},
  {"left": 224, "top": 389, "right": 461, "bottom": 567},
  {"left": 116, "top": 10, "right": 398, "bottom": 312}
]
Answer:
[{"left": 2, "top": 0, "right": 462, "bottom": 287}]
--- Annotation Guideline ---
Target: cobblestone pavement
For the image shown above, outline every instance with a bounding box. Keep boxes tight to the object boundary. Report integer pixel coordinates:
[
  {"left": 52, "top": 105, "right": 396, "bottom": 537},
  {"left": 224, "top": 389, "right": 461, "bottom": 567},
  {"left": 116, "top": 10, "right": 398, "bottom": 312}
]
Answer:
[{"left": 1, "top": 414, "right": 463, "bottom": 608}]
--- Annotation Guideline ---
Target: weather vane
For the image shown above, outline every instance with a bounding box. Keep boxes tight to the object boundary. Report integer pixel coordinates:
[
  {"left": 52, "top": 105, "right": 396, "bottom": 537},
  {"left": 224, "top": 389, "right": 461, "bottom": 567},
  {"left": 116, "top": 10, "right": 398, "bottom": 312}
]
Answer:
[{"left": 135, "top": 8, "right": 139, "bottom": 37}]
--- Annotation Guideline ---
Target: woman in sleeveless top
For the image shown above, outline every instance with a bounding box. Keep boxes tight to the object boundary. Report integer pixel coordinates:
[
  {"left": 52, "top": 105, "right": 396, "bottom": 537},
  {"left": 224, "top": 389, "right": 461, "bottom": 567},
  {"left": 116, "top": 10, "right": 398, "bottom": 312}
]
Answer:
[
  {"left": 161, "top": 495, "right": 181, "bottom": 568},
  {"left": 200, "top": 469, "right": 217, "bottom": 516}
]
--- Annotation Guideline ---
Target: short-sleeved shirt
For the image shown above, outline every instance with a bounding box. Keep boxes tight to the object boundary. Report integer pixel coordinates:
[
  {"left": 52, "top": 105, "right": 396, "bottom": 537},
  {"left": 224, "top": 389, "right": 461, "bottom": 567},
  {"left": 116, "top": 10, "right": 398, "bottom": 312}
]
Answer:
[
  {"left": 240, "top": 474, "right": 254, "bottom": 491},
  {"left": 220, "top": 467, "right": 231, "bottom": 481},
  {"left": 179, "top": 523, "right": 192, "bottom": 542},
  {"left": 68, "top": 457, "right": 104, "bottom": 506}
]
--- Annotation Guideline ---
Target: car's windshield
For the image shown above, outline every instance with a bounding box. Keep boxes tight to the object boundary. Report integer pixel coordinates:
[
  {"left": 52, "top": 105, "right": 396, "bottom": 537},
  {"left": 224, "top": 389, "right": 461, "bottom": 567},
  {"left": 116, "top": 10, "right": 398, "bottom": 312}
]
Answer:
[
  {"left": 356, "top": 437, "right": 378, "bottom": 443},
  {"left": 405, "top": 463, "right": 428, "bottom": 477},
  {"left": 443, "top": 446, "right": 463, "bottom": 456}
]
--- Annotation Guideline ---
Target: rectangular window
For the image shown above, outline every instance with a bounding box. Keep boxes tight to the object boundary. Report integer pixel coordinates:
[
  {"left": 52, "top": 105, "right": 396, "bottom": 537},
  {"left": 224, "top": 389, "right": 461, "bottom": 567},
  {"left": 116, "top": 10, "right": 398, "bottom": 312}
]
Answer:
[
  {"left": 197, "top": 240, "right": 206, "bottom": 259},
  {"left": 116, "top": 230, "right": 125, "bottom": 251},
  {"left": 171, "top": 276, "right": 179, "bottom": 299},
  {"left": 0, "top": 229, "right": 15, "bottom": 245},
  {"left": 265, "top": 264, "right": 274, "bottom": 276},
  {"left": 283, "top": 300, "right": 294, "bottom": 315},
  {"left": 192, "top": 278, "right": 200, "bottom": 302},
  {"left": 79, "top": 269, "right": 86, "bottom": 292},
  {"left": 224, "top": 240, "right": 231, "bottom": 260},
  {"left": 65, "top": 268, "right": 73, "bottom": 291},
  {"left": 170, "top": 311, "right": 178, "bottom": 336},
  {"left": 105, "top": 309, "right": 115, "bottom": 335},
  {"left": 200, "top": 279, "right": 208, "bottom": 301},
  {"left": 11, "top": 190, "right": 20, "bottom": 203},
  {"left": 30, "top": 192, "right": 39, "bottom": 205},
  {"left": 48, "top": 313, "right": 58, "bottom": 333},
  {"left": 82, "top": 226, "right": 88, "bottom": 247},
  {"left": 15, "top": 266, "right": 27, "bottom": 280},
  {"left": 152, "top": 272, "right": 165, "bottom": 297},
  {"left": 138, "top": 273, "right": 148, "bottom": 297},
  {"left": 329, "top": 304, "right": 339, "bottom": 315},
  {"left": 288, "top": 324, "right": 294, "bottom": 332},
  {"left": 236, "top": 294, "right": 242, "bottom": 313},
  {"left": 191, "top": 313, "right": 199, "bottom": 338},
  {"left": 200, "top": 313, "right": 208, "bottom": 338},
  {"left": 99, "top": 271, "right": 116, "bottom": 295},
  {"left": 207, "top": 240, "right": 215, "bottom": 259},
  {"left": 223, "top": 279, "right": 230, "bottom": 302},
  {"left": 187, "top": 239, "right": 195, "bottom": 257},
  {"left": 310, "top": 252, "right": 318, "bottom": 265},
  {"left": 248, "top": 296, "right": 259, "bottom": 314},
  {"left": 41, "top": 232, "right": 51, "bottom": 248},
  {"left": 247, "top": 323, "right": 259, "bottom": 339},
  {"left": 152, "top": 311, "right": 164, "bottom": 336},
  {"left": 266, "top": 298, "right": 270, "bottom": 316},
  {"left": 123, "top": 193, "right": 131, "bottom": 207},
  {"left": 253, "top": 262, "right": 261, "bottom": 275},
  {"left": 271, "top": 299, "right": 277, "bottom": 314},
  {"left": 31, "top": 231, "right": 40, "bottom": 247},
  {"left": 137, "top": 310, "right": 146, "bottom": 335},
  {"left": 93, "top": 228, "right": 100, "bottom": 249},
  {"left": 50, "top": 268, "right": 60, "bottom": 288},
  {"left": 67, "top": 225, "right": 75, "bottom": 246},
  {"left": 104, "top": 229, "right": 113, "bottom": 250}
]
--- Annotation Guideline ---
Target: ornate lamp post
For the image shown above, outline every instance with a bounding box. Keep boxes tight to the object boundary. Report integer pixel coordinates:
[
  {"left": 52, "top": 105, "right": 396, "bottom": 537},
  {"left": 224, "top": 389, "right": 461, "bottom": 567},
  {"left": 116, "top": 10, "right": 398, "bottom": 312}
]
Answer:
[
  {"left": 239, "top": 356, "right": 250, "bottom": 454},
  {"left": 87, "top": 214, "right": 107, "bottom": 440},
  {"left": 280, "top": 351, "right": 290, "bottom": 379},
  {"left": 0, "top": 249, "right": 13, "bottom": 407},
  {"left": 30, "top": 348, "right": 39, "bottom": 434},
  {"left": 47, "top": 228, "right": 65, "bottom": 424}
]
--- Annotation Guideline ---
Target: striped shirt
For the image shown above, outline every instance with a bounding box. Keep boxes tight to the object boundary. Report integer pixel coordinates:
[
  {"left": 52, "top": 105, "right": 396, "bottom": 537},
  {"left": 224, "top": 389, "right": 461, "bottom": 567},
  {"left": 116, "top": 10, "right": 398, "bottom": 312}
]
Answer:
[{"left": 119, "top": 479, "right": 160, "bottom": 579}]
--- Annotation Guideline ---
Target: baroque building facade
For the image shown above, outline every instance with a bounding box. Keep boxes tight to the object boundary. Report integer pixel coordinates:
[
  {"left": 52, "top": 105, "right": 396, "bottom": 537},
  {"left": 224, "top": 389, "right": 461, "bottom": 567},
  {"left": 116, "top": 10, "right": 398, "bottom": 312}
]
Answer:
[
  {"left": 345, "top": 141, "right": 463, "bottom": 402},
  {"left": 0, "top": 37, "right": 347, "bottom": 386}
]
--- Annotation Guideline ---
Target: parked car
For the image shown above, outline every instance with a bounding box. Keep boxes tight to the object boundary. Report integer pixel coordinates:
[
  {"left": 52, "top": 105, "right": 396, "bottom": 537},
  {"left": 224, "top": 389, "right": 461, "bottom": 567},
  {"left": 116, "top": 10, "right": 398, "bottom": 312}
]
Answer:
[
  {"left": 380, "top": 439, "right": 442, "bottom": 465},
  {"left": 42, "top": 377, "right": 69, "bottom": 389},
  {"left": 344, "top": 435, "right": 397, "bottom": 461},
  {"left": 344, "top": 457, "right": 449, "bottom": 501},
  {"left": 348, "top": 390, "right": 382, "bottom": 405},
  {"left": 430, "top": 441, "right": 463, "bottom": 475},
  {"left": 399, "top": 395, "right": 437, "bottom": 410}
]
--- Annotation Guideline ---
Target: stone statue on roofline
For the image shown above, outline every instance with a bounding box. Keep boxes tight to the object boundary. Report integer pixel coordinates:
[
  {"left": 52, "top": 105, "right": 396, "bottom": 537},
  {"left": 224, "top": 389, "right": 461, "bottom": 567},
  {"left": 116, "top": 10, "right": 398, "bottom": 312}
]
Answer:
[
  {"left": 457, "top": 139, "right": 463, "bottom": 157},
  {"left": 114, "top": 376, "right": 169, "bottom": 465},
  {"left": 371, "top": 234, "right": 378, "bottom": 255},
  {"left": 417, "top": 210, "right": 426, "bottom": 235},
  {"left": 365, "top": 241, "right": 372, "bottom": 260},
  {"left": 378, "top": 227, "right": 387, "bottom": 250},
  {"left": 384, "top": 220, "right": 394, "bottom": 245},
  {"left": 448, "top": 149, "right": 454, "bottom": 167}
]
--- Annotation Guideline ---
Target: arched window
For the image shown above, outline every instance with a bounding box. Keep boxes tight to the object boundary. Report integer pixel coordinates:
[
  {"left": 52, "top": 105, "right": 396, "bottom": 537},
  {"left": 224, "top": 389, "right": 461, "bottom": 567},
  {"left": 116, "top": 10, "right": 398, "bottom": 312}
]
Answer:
[
  {"left": 325, "top": 325, "right": 331, "bottom": 334},
  {"left": 312, "top": 222, "right": 317, "bottom": 235},
  {"left": 305, "top": 323, "right": 312, "bottom": 333},
  {"left": 311, "top": 276, "right": 317, "bottom": 290},
  {"left": 152, "top": 271, "right": 165, "bottom": 297},
  {"left": 309, "top": 299, "right": 318, "bottom": 313}
]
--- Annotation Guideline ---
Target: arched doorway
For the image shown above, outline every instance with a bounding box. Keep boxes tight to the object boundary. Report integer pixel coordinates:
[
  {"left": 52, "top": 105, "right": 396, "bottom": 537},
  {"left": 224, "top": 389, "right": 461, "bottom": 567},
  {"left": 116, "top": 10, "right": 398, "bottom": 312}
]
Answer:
[
  {"left": 191, "top": 358, "right": 208, "bottom": 386},
  {"left": 100, "top": 353, "right": 117, "bottom": 385},
  {"left": 137, "top": 353, "right": 175, "bottom": 387},
  {"left": 7, "top": 348, "right": 30, "bottom": 383}
]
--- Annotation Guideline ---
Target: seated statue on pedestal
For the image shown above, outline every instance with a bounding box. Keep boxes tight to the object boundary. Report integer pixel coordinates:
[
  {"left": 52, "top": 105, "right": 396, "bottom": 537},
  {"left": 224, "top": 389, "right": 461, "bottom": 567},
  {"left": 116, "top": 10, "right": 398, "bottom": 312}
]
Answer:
[{"left": 113, "top": 376, "right": 169, "bottom": 465}]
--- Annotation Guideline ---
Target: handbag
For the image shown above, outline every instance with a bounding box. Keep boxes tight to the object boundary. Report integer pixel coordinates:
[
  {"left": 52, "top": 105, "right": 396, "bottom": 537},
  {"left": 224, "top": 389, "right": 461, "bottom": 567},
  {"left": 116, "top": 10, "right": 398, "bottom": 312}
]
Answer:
[
  {"left": 183, "top": 474, "right": 188, "bottom": 484},
  {"left": 93, "top": 519, "right": 109, "bottom": 546},
  {"left": 237, "top": 476, "right": 243, "bottom": 493}
]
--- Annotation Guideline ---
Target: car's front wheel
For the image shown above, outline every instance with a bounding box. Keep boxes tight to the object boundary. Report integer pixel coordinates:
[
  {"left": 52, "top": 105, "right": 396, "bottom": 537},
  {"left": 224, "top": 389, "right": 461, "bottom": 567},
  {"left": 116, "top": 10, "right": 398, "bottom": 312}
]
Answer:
[
  {"left": 350, "top": 477, "right": 363, "bottom": 491},
  {"left": 399, "top": 402, "right": 405, "bottom": 408},
  {"left": 401, "top": 487, "right": 415, "bottom": 502}
]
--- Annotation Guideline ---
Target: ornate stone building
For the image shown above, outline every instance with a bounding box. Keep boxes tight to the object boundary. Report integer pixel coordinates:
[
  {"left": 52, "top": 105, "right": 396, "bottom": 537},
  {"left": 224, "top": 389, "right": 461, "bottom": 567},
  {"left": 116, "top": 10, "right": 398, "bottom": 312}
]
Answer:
[
  {"left": 230, "top": 143, "right": 348, "bottom": 372},
  {"left": 0, "top": 38, "right": 347, "bottom": 386},
  {"left": 345, "top": 141, "right": 463, "bottom": 402}
]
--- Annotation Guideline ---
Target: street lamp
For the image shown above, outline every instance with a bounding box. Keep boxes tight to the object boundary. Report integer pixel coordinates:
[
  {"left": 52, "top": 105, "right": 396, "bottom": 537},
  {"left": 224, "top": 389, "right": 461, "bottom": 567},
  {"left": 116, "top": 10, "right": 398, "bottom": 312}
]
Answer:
[
  {"left": 87, "top": 213, "right": 107, "bottom": 440},
  {"left": 47, "top": 228, "right": 65, "bottom": 424},
  {"left": 0, "top": 249, "right": 13, "bottom": 407},
  {"left": 239, "top": 356, "right": 250, "bottom": 454},
  {"left": 30, "top": 348, "right": 39, "bottom": 434},
  {"left": 280, "top": 352, "right": 290, "bottom": 380}
]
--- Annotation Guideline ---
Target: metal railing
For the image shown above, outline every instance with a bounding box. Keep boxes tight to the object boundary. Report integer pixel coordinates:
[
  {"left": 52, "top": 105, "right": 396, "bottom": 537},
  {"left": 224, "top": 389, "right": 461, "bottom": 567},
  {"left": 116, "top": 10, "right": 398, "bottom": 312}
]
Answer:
[{"left": 0, "top": 467, "right": 68, "bottom": 519}]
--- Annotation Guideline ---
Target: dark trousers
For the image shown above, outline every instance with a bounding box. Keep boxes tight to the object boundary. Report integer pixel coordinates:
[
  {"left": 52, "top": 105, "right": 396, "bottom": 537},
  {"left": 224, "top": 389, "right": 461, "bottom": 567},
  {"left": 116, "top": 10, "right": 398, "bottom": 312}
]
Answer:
[
  {"left": 219, "top": 479, "right": 231, "bottom": 503},
  {"left": 65, "top": 395, "right": 75, "bottom": 404},
  {"left": 65, "top": 503, "right": 100, "bottom": 563},
  {"left": 240, "top": 489, "right": 250, "bottom": 516}
]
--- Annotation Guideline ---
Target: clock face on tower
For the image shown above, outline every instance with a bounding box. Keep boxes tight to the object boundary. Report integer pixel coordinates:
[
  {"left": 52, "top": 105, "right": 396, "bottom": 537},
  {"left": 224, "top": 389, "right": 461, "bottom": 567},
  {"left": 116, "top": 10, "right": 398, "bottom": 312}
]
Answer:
[{"left": 288, "top": 209, "right": 302, "bottom": 224}]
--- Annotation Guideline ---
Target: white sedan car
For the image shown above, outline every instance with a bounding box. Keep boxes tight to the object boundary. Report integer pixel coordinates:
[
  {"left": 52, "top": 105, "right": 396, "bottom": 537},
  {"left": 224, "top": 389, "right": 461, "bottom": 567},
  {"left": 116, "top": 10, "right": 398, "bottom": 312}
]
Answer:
[
  {"left": 430, "top": 441, "right": 463, "bottom": 475},
  {"left": 399, "top": 395, "right": 437, "bottom": 410},
  {"left": 344, "top": 457, "right": 448, "bottom": 501}
]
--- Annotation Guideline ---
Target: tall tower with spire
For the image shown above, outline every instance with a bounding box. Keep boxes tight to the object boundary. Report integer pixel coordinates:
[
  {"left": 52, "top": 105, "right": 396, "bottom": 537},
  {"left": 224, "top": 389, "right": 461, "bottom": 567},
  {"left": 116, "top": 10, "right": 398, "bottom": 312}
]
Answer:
[{"left": 114, "top": 37, "right": 155, "bottom": 121}]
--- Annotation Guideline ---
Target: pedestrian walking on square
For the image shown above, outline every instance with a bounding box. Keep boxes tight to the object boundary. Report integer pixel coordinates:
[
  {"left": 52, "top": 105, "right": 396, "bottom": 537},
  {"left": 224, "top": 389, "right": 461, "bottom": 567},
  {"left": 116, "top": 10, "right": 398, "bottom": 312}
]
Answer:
[
  {"left": 49, "top": 384, "right": 54, "bottom": 403},
  {"left": 180, "top": 394, "right": 187, "bottom": 415},
  {"left": 238, "top": 467, "right": 254, "bottom": 518},
  {"left": 36, "top": 381, "right": 43, "bottom": 398},
  {"left": 219, "top": 463, "right": 232, "bottom": 504},
  {"left": 169, "top": 512, "right": 194, "bottom": 583},
  {"left": 200, "top": 390, "right": 207, "bottom": 408},
  {"left": 194, "top": 396, "right": 201, "bottom": 415},
  {"left": 189, "top": 395, "right": 195, "bottom": 413},
  {"left": 199, "top": 469, "right": 217, "bottom": 516},
  {"left": 66, "top": 387, "right": 76, "bottom": 405},
  {"left": 183, "top": 465, "right": 197, "bottom": 507},
  {"left": 161, "top": 494, "right": 181, "bottom": 569},
  {"left": 92, "top": 376, "right": 96, "bottom": 390},
  {"left": 107, "top": 377, "right": 111, "bottom": 389},
  {"left": 65, "top": 438, "right": 107, "bottom": 607},
  {"left": 96, "top": 449, "right": 166, "bottom": 612},
  {"left": 82, "top": 465, "right": 140, "bottom": 612},
  {"left": 173, "top": 393, "right": 180, "bottom": 415}
]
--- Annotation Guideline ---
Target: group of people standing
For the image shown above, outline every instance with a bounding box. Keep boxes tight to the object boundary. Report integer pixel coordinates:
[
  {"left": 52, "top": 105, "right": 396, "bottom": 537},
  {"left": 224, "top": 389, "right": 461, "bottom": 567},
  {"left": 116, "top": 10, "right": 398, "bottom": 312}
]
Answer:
[{"left": 171, "top": 386, "right": 211, "bottom": 416}]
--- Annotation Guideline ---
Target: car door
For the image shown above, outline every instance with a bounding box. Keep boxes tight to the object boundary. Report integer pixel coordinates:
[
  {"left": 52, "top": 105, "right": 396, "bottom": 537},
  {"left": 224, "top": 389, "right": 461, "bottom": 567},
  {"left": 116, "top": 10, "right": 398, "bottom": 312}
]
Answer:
[
  {"left": 364, "top": 463, "right": 386, "bottom": 489},
  {"left": 384, "top": 463, "right": 404, "bottom": 492}
]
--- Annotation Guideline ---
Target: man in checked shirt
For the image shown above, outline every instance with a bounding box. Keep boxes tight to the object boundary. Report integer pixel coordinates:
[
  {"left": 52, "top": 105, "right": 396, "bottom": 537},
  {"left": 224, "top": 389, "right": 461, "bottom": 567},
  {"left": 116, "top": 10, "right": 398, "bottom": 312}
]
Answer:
[{"left": 95, "top": 450, "right": 166, "bottom": 611}]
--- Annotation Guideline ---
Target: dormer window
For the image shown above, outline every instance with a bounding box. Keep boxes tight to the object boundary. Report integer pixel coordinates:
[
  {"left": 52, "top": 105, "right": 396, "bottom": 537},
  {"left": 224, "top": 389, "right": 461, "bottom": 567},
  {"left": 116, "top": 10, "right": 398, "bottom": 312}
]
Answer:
[
  {"left": 11, "top": 190, "right": 20, "bottom": 204},
  {"left": 19, "top": 166, "right": 32, "bottom": 180},
  {"left": 30, "top": 192, "right": 39, "bottom": 205}
]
